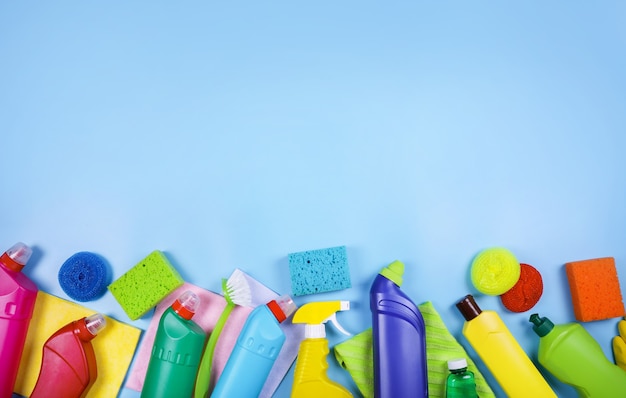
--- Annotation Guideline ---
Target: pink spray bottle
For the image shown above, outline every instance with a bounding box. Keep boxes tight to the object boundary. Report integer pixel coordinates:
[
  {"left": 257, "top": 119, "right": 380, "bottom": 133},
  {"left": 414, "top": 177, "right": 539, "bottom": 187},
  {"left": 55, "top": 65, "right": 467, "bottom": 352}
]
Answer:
[{"left": 0, "top": 242, "right": 38, "bottom": 398}]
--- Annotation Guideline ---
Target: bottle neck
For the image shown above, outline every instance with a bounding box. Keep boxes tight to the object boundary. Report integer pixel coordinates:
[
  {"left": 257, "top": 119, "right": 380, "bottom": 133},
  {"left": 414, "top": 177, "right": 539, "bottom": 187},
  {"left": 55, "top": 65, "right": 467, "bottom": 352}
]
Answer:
[
  {"left": 73, "top": 319, "right": 97, "bottom": 342},
  {"left": 456, "top": 295, "right": 482, "bottom": 321},
  {"left": 304, "top": 324, "right": 326, "bottom": 338},
  {"left": 0, "top": 252, "right": 24, "bottom": 272}
]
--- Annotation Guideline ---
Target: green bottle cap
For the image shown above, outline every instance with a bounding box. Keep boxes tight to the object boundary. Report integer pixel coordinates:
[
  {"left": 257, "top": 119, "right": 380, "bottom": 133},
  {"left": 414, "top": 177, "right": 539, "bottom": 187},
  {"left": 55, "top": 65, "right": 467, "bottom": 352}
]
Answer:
[
  {"left": 529, "top": 313, "right": 554, "bottom": 337},
  {"left": 380, "top": 260, "right": 404, "bottom": 286}
]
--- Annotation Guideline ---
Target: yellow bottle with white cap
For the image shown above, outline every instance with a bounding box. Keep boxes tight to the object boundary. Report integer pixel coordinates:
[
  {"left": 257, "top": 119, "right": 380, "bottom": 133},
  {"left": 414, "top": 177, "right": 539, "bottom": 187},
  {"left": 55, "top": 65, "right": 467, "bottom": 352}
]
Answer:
[{"left": 291, "top": 301, "right": 353, "bottom": 398}]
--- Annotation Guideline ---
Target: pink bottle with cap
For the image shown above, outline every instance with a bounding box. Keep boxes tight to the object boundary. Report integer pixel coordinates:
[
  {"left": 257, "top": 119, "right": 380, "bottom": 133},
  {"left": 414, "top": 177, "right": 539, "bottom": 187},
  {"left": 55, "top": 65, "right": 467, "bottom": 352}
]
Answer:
[{"left": 0, "top": 242, "right": 38, "bottom": 398}]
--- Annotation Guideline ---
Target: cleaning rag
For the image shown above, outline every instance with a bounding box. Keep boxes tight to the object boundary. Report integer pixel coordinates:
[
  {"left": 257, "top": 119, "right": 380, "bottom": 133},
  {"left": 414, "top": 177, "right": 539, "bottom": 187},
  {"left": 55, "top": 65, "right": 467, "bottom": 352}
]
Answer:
[{"left": 14, "top": 292, "right": 141, "bottom": 398}]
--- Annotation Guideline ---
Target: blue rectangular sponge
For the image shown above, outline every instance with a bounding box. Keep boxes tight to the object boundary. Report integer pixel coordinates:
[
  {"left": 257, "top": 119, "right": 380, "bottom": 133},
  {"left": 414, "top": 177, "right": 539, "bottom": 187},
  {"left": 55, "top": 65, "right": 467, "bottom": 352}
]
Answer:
[{"left": 288, "top": 245, "right": 351, "bottom": 296}]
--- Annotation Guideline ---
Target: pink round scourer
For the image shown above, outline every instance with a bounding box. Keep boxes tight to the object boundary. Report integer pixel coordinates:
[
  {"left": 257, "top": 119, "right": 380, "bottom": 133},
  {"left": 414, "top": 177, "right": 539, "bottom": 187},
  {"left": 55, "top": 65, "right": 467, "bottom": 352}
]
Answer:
[{"left": 500, "top": 263, "right": 544, "bottom": 312}]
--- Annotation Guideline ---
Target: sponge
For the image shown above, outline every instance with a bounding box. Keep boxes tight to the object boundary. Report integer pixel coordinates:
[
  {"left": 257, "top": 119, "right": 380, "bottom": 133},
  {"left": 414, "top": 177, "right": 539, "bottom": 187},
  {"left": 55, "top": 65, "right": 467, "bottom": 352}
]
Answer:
[
  {"left": 471, "top": 247, "right": 521, "bottom": 295},
  {"left": 565, "top": 257, "right": 625, "bottom": 322},
  {"left": 58, "top": 252, "right": 110, "bottom": 302},
  {"left": 288, "top": 246, "right": 351, "bottom": 296},
  {"left": 500, "top": 263, "right": 543, "bottom": 313},
  {"left": 108, "top": 250, "right": 184, "bottom": 320}
]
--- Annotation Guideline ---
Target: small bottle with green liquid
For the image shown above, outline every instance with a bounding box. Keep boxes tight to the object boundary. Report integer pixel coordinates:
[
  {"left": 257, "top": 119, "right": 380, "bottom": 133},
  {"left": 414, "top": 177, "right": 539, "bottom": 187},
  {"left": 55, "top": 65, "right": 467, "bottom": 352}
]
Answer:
[{"left": 446, "top": 358, "right": 478, "bottom": 398}]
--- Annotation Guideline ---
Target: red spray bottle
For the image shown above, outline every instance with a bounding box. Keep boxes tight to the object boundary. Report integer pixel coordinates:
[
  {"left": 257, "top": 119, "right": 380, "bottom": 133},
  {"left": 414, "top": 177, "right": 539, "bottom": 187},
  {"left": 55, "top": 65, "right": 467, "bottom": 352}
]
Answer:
[
  {"left": 30, "top": 313, "right": 107, "bottom": 398},
  {"left": 0, "top": 242, "right": 37, "bottom": 398}
]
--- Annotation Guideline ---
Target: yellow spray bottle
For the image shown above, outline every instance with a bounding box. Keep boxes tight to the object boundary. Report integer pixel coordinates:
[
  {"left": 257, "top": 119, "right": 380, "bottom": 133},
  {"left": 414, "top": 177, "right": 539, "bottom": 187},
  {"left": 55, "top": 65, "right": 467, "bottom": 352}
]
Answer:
[{"left": 291, "top": 301, "right": 353, "bottom": 398}]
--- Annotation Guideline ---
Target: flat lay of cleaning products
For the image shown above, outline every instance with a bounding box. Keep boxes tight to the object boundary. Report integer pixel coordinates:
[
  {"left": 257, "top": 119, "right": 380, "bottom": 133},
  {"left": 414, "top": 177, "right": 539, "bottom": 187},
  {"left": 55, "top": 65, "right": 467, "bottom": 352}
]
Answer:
[
  {"left": 211, "top": 295, "right": 297, "bottom": 397},
  {"left": 142, "top": 290, "right": 206, "bottom": 398},
  {"left": 0, "top": 242, "right": 38, "bottom": 398},
  {"left": 30, "top": 313, "right": 107, "bottom": 398},
  {"left": 370, "top": 260, "right": 428, "bottom": 398},
  {"left": 4, "top": 238, "right": 626, "bottom": 398},
  {"left": 291, "top": 300, "right": 353, "bottom": 398}
]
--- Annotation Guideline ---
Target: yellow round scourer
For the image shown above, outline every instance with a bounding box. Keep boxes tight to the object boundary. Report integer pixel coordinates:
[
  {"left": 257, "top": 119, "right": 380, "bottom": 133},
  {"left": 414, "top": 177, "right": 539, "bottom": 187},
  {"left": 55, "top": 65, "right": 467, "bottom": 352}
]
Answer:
[{"left": 471, "top": 247, "right": 521, "bottom": 295}]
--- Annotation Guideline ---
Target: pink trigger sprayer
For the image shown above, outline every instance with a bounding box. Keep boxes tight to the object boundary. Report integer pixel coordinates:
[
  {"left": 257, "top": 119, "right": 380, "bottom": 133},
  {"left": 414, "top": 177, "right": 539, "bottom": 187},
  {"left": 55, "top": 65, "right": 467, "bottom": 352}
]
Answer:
[{"left": 0, "top": 242, "right": 38, "bottom": 398}]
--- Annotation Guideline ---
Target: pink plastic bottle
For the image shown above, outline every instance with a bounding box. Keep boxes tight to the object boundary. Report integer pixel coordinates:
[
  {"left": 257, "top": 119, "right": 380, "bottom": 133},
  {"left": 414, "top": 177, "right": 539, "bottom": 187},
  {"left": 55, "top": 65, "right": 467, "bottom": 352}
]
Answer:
[{"left": 0, "top": 242, "right": 38, "bottom": 398}]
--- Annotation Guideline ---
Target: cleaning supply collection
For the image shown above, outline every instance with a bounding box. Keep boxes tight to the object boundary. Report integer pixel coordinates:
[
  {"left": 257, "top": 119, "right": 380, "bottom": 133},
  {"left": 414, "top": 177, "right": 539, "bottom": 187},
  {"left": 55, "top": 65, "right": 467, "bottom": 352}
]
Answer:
[{"left": 1, "top": 241, "right": 625, "bottom": 398}]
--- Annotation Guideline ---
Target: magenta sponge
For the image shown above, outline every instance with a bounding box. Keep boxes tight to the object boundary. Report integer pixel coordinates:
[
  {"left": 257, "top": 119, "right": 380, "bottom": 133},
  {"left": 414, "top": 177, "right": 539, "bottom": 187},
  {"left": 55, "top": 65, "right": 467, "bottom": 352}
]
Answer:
[
  {"left": 288, "top": 245, "right": 351, "bottom": 296},
  {"left": 108, "top": 250, "right": 184, "bottom": 320}
]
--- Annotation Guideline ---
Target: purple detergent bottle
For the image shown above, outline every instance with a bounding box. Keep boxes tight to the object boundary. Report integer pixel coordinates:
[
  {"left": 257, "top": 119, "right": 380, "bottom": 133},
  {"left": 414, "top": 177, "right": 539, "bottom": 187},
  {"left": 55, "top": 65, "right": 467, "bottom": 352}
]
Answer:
[
  {"left": 0, "top": 242, "right": 38, "bottom": 398},
  {"left": 370, "top": 260, "right": 428, "bottom": 398}
]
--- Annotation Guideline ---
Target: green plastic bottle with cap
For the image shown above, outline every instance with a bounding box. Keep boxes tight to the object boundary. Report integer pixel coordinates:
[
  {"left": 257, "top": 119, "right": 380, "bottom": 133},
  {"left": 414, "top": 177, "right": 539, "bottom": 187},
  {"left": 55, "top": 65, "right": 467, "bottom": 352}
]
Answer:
[
  {"left": 141, "top": 290, "right": 206, "bottom": 398},
  {"left": 446, "top": 358, "right": 478, "bottom": 398},
  {"left": 529, "top": 313, "right": 626, "bottom": 397}
]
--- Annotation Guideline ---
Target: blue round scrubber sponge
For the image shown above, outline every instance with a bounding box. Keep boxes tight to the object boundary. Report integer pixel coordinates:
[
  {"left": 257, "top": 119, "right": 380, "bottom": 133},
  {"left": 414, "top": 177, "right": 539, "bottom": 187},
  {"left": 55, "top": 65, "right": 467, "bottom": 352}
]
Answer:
[{"left": 58, "top": 252, "right": 110, "bottom": 302}]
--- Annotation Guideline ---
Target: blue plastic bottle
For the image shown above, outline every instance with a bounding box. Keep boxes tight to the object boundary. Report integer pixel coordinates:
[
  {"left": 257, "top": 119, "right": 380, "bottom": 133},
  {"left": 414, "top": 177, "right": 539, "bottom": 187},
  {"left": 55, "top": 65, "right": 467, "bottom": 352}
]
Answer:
[
  {"left": 211, "top": 295, "right": 297, "bottom": 398},
  {"left": 370, "top": 260, "right": 427, "bottom": 398}
]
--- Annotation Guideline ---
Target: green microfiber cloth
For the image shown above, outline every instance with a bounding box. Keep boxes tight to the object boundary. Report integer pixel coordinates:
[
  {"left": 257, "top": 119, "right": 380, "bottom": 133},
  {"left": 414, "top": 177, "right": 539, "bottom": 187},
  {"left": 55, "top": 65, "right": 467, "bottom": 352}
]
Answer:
[{"left": 333, "top": 301, "right": 495, "bottom": 398}]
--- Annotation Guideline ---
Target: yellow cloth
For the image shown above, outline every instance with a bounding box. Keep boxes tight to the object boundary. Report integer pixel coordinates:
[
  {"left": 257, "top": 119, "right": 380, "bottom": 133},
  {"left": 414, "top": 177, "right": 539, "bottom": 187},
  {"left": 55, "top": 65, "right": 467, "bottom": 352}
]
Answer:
[{"left": 14, "top": 291, "right": 142, "bottom": 398}]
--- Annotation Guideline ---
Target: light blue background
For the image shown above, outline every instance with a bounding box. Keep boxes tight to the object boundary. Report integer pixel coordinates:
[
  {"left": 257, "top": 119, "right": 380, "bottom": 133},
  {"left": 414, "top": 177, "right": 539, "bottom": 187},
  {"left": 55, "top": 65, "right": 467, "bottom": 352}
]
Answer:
[{"left": 2, "top": 2, "right": 626, "bottom": 397}]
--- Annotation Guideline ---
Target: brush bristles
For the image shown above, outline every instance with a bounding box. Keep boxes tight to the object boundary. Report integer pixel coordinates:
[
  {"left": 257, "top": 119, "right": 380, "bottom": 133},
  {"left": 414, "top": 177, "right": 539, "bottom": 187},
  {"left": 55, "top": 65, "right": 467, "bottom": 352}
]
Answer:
[{"left": 224, "top": 270, "right": 252, "bottom": 306}]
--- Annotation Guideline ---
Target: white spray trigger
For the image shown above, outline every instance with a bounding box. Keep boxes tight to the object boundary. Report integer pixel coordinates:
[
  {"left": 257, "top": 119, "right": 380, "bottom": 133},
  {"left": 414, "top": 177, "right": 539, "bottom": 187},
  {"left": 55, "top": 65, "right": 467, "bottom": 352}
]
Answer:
[
  {"left": 328, "top": 314, "right": 351, "bottom": 336},
  {"left": 323, "top": 300, "right": 351, "bottom": 336}
]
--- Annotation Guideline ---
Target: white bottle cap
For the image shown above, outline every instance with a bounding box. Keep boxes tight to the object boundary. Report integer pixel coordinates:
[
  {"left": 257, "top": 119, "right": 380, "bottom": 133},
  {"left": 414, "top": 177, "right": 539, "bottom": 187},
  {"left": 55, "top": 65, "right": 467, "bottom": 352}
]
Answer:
[
  {"left": 85, "top": 313, "right": 107, "bottom": 336},
  {"left": 448, "top": 358, "right": 468, "bottom": 371}
]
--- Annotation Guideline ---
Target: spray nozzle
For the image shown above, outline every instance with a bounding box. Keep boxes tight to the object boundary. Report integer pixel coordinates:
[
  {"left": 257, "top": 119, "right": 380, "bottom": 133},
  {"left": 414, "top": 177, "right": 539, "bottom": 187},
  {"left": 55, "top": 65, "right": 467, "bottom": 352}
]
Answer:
[{"left": 292, "top": 301, "right": 351, "bottom": 338}]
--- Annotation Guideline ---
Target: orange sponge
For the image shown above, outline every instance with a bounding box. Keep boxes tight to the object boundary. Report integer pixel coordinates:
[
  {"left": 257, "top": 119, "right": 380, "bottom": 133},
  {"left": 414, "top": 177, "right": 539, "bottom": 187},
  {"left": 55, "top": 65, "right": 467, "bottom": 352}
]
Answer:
[{"left": 565, "top": 257, "right": 625, "bottom": 322}]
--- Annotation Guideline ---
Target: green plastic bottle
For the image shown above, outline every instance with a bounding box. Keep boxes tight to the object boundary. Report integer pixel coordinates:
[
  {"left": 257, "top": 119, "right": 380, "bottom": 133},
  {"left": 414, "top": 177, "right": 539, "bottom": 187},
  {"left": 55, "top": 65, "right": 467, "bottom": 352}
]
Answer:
[
  {"left": 141, "top": 290, "right": 207, "bottom": 398},
  {"left": 529, "top": 313, "right": 626, "bottom": 397},
  {"left": 446, "top": 358, "right": 478, "bottom": 398}
]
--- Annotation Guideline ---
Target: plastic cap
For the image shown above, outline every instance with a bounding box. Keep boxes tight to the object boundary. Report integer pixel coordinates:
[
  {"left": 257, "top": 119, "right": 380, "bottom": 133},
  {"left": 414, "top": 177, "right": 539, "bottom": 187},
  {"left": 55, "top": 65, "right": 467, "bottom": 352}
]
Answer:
[
  {"left": 75, "top": 313, "right": 107, "bottom": 341},
  {"left": 380, "top": 260, "right": 404, "bottom": 286},
  {"left": 172, "top": 290, "right": 200, "bottom": 320},
  {"left": 305, "top": 324, "right": 326, "bottom": 338},
  {"left": 448, "top": 358, "right": 468, "bottom": 371},
  {"left": 456, "top": 294, "right": 482, "bottom": 321},
  {"left": 268, "top": 295, "right": 297, "bottom": 323},
  {"left": 1, "top": 242, "right": 32, "bottom": 272},
  {"left": 529, "top": 313, "right": 554, "bottom": 337},
  {"left": 85, "top": 313, "right": 107, "bottom": 336}
]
